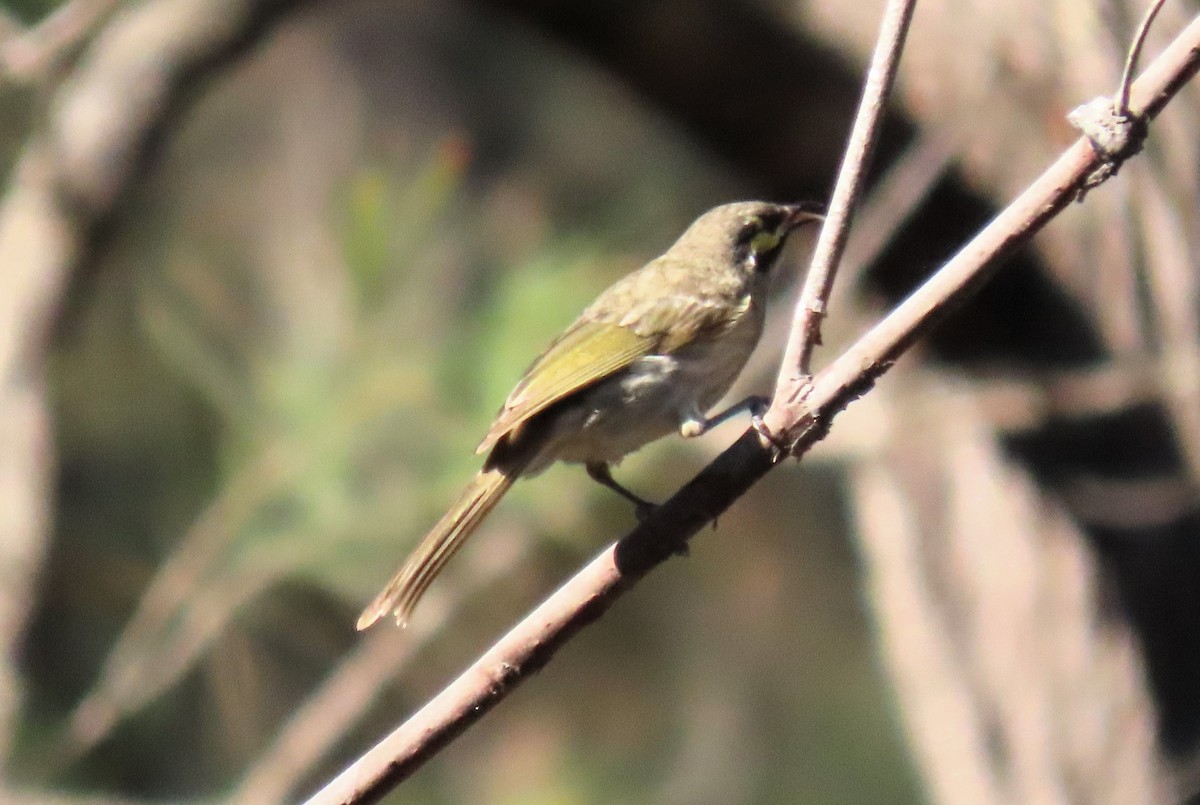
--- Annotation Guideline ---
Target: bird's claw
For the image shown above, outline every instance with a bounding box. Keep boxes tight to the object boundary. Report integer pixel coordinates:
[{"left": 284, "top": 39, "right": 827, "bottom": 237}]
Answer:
[
  {"left": 751, "top": 412, "right": 789, "bottom": 458},
  {"left": 746, "top": 395, "right": 771, "bottom": 419}
]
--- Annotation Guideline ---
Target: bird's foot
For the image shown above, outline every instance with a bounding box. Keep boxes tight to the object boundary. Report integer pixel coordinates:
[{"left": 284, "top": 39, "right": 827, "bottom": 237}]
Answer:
[
  {"left": 751, "top": 409, "right": 790, "bottom": 459},
  {"left": 588, "top": 462, "right": 659, "bottom": 519},
  {"left": 680, "top": 395, "right": 771, "bottom": 439}
]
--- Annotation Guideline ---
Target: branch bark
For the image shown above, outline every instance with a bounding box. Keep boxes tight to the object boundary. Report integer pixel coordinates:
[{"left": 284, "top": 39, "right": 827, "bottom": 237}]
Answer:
[
  {"left": 774, "top": 0, "right": 915, "bottom": 384},
  {"left": 306, "top": 12, "right": 1200, "bottom": 805}
]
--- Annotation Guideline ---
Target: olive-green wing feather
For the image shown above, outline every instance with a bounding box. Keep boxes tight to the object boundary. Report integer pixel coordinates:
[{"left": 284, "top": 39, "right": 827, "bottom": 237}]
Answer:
[
  {"left": 477, "top": 319, "right": 657, "bottom": 453},
  {"left": 477, "top": 279, "right": 746, "bottom": 454},
  {"left": 622, "top": 293, "right": 748, "bottom": 354}
]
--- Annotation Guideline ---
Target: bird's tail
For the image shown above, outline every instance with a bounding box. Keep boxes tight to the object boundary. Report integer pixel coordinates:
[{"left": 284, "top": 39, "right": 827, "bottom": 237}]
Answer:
[{"left": 356, "top": 466, "right": 517, "bottom": 630}]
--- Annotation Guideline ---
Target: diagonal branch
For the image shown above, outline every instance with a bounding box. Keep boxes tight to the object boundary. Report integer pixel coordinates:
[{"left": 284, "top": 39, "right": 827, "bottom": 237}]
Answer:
[
  {"left": 773, "top": 0, "right": 916, "bottom": 387},
  {"left": 306, "top": 12, "right": 1200, "bottom": 805}
]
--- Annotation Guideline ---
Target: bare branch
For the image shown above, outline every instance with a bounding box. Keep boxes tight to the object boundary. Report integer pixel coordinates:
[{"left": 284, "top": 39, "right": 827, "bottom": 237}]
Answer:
[
  {"left": 772, "top": 0, "right": 916, "bottom": 387},
  {"left": 305, "top": 13, "right": 1200, "bottom": 805},
  {"left": 746, "top": 130, "right": 956, "bottom": 386},
  {"left": 766, "top": 12, "right": 1200, "bottom": 444}
]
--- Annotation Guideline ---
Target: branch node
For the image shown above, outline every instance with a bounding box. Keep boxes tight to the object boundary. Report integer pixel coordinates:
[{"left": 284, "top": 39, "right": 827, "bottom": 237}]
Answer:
[
  {"left": 1067, "top": 96, "right": 1147, "bottom": 197},
  {"left": 1068, "top": 0, "right": 1165, "bottom": 198},
  {"left": 751, "top": 413, "right": 788, "bottom": 461}
]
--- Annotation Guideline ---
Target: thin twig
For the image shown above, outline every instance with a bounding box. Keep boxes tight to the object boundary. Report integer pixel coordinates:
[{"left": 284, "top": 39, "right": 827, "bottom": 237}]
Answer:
[
  {"left": 305, "top": 13, "right": 1200, "bottom": 805},
  {"left": 1117, "top": 0, "right": 1169, "bottom": 114},
  {"left": 748, "top": 131, "right": 956, "bottom": 386},
  {"left": 772, "top": 0, "right": 916, "bottom": 390}
]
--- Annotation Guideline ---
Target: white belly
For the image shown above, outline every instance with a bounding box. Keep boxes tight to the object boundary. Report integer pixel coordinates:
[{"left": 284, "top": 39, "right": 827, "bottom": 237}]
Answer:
[{"left": 525, "top": 305, "right": 763, "bottom": 473}]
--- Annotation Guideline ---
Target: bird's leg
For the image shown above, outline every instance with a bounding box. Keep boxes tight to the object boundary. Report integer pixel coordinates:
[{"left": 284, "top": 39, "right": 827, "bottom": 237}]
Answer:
[
  {"left": 678, "top": 395, "right": 771, "bottom": 439},
  {"left": 586, "top": 462, "right": 657, "bottom": 522}
]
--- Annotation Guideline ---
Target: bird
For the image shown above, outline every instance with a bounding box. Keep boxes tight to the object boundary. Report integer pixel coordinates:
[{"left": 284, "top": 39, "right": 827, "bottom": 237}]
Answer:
[{"left": 357, "top": 200, "right": 822, "bottom": 630}]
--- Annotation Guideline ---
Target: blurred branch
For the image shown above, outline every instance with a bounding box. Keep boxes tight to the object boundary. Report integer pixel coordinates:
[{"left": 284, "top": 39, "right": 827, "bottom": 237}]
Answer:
[
  {"left": 65, "top": 449, "right": 291, "bottom": 757},
  {"left": 305, "top": 13, "right": 1200, "bottom": 805},
  {"left": 968, "top": 353, "right": 1200, "bottom": 430},
  {"left": 1133, "top": 164, "right": 1200, "bottom": 485},
  {"left": 774, "top": 0, "right": 915, "bottom": 383},
  {"left": 66, "top": 570, "right": 271, "bottom": 759},
  {"left": 748, "top": 129, "right": 957, "bottom": 383},
  {"left": 0, "top": 9, "right": 24, "bottom": 44},
  {"left": 233, "top": 630, "right": 416, "bottom": 805},
  {"left": 851, "top": 384, "right": 1167, "bottom": 803},
  {"left": 849, "top": 459, "right": 1001, "bottom": 802},
  {"left": 0, "top": 0, "right": 120, "bottom": 84},
  {"left": 1060, "top": 473, "right": 1197, "bottom": 530},
  {"left": 230, "top": 531, "right": 528, "bottom": 805},
  {"left": 0, "top": 0, "right": 313, "bottom": 769},
  {"left": 839, "top": 130, "right": 958, "bottom": 283}
]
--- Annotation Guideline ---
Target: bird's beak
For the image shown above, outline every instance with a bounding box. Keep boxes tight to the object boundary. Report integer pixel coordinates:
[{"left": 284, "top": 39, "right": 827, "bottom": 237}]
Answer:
[{"left": 783, "top": 202, "right": 825, "bottom": 230}]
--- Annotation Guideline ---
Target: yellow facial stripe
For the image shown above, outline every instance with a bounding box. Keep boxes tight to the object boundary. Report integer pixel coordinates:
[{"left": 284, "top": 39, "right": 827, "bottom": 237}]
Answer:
[{"left": 749, "top": 229, "right": 783, "bottom": 255}]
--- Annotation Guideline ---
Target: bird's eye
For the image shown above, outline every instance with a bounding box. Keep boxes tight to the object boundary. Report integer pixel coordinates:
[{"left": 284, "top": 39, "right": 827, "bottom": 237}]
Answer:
[
  {"left": 738, "top": 212, "right": 784, "bottom": 256},
  {"left": 736, "top": 212, "right": 786, "bottom": 273},
  {"left": 737, "top": 216, "right": 763, "bottom": 244}
]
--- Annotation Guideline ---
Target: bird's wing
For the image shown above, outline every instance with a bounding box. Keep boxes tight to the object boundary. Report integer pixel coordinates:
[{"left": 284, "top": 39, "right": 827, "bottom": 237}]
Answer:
[
  {"left": 477, "top": 289, "right": 741, "bottom": 455},
  {"left": 477, "top": 318, "right": 658, "bottom": 454}
]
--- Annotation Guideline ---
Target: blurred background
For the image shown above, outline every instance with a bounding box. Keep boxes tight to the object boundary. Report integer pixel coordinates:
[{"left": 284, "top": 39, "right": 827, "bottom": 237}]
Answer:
[{"left": 2, "top": 0, "right": 1199, "bottom": 803}]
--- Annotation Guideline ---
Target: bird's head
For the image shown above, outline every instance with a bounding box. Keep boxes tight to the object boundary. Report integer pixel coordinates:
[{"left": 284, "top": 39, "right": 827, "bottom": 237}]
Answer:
[{"left": 669, "top": 200, "right": 824, "bottom": 280}]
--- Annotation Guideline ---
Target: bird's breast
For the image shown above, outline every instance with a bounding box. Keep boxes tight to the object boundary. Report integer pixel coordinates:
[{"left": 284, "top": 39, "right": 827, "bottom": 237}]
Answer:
[{"left": 525, "top": 297, "right": 764, "bottom": 471}]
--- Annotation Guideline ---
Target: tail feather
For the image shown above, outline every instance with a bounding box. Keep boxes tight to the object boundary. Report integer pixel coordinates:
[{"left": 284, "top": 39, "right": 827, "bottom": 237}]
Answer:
[{"left": 356, "top": 467, "right": 516, "bottom": 630}]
